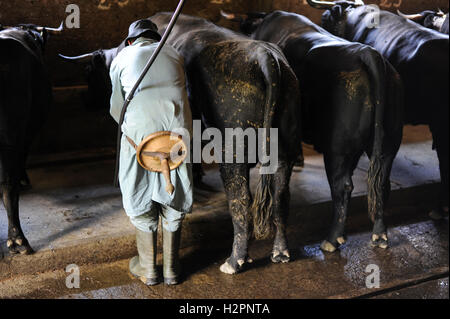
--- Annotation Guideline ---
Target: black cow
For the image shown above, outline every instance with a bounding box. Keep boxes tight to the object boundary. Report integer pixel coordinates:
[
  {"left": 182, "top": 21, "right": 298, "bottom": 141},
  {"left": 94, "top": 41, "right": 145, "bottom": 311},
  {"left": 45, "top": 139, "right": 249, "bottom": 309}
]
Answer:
[
  {"left": 60, "top": 42, "right": 126, "bottom": 111},
  {"left": 61, "top": 14, "right": 302, "bottom": 274},
  {"left": 312, "top": 0, "right": 449, "bottom": 217},
  {"left": 0, "top": 23, "right": 61, "bottom": 255},
  {"left": 223, "top": 10, "right": 403, "bottom": 251},
  {"left": 398, "top": 10, "right": 449, "bottom": 35}
]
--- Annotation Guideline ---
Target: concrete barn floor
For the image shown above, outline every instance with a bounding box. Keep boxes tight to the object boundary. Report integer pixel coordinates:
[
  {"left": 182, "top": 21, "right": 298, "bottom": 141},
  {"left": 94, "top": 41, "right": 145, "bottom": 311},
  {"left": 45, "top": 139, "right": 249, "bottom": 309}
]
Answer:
[{"left": 0, "top": 125, "right": 448, "bottom": 299}]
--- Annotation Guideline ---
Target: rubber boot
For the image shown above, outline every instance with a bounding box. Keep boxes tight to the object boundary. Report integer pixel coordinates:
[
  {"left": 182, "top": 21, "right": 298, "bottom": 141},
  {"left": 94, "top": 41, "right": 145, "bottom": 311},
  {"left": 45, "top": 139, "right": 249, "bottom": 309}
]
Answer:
[
  {"left": 129, "top": 228, "right": 160, "bottom": 286},
  {"left": 163, "top": 226, "right": 182, "bottom": 285}
]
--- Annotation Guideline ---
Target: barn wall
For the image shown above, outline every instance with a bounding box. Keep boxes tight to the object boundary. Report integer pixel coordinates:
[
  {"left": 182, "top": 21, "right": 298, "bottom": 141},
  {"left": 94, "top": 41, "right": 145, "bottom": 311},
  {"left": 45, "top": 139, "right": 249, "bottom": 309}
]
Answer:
[
  {"left": 0, "top": 0, "right": 448, "bottom": 156},
  {"left": 1, "top": 0, "right": 262, "bottom": 85}
]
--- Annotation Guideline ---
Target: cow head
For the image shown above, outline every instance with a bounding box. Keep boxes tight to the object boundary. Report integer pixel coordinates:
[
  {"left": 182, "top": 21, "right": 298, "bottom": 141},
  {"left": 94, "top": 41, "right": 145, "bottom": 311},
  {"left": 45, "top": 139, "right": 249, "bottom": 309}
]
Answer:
[
  {"left": 1, "top": 22, "right": 63, "bottom": 52},
  {"left": 220, "top": 10, "right": 268, "bottom": 35},
  {"left": 398, "top": 10, "right": 449, "bottom": 33},
  {"left": 307, "top": 0, "right": 364, "bottom": 37},
  {"left": 59, "top": 42, "right": 125, "bottom": 111}
]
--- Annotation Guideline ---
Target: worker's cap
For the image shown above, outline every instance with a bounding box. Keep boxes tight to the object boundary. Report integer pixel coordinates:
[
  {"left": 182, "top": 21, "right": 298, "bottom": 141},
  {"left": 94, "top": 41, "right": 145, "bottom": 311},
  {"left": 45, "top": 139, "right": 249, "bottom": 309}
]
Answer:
[{"left": 126, "top": 19, "right": 162, "bottom": 44}]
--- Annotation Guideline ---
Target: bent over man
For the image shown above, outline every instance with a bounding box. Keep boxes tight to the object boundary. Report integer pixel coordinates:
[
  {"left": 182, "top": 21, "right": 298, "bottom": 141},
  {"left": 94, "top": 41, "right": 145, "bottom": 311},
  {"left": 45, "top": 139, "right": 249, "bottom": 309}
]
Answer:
[{"left": 110, "top": 19, "right": 193, "bottom": 285}]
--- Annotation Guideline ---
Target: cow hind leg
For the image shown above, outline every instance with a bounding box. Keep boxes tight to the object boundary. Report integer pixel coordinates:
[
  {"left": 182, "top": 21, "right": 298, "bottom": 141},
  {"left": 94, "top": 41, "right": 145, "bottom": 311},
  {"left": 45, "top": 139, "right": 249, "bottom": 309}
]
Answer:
[
  {"left": 219, "top": 164, "right": 253, "bottom": 274},
  {"left": 271, "top": 160, "right": 293, "bottom": 263},
  {"left": 2, "top": 184, "right": 33, "bottom": 255},
  {"left": 321, "top": 153, "right": 360, "bottom": 253},
  {"left": 367, "top": 153, "right": 396, "bottom": 249},
  {"left": 430, "top": 125, "right": 449, "bottom": 219}
]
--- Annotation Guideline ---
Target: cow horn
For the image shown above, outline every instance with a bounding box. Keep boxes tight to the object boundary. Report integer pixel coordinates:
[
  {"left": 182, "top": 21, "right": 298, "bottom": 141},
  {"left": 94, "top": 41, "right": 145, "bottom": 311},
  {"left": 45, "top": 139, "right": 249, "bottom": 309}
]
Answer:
[
  {"left": 58, "top": 52, "right": 95, "bottom": 64},
  {"left": 220, "top": 10, "right": 236, "bottom": 20},
  {"left": 220, "top": 10, "right": 247, "bottom": 22},
  {"left": 36, "top": 21, "right": 64, "bottom": 34},
  {"left": 306, "top": 0, "right": 336, "bottom": 9},
  {"left": 397, "top": 10, "right": 423, "bottom": 21},
  {"left": 307, "top": 0, "right": 364, "bottom": 9}
]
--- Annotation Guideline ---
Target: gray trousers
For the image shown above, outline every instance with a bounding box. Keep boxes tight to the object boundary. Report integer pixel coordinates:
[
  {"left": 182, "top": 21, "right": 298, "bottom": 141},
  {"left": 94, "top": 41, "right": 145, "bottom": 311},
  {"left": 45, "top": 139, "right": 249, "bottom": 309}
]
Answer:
[{"left": 129, "top": 201, "right": 185, "bottom": 233}]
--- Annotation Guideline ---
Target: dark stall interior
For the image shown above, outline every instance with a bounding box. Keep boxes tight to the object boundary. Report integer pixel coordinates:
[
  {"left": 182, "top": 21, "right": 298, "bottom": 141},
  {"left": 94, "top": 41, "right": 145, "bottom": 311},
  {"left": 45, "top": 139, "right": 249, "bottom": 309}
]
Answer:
[
  {"left": 1, "top": 0, "right": 448, "bottom": 160},
  {"left": 0, "top": 0, "right": 448, "bottom": 299}
]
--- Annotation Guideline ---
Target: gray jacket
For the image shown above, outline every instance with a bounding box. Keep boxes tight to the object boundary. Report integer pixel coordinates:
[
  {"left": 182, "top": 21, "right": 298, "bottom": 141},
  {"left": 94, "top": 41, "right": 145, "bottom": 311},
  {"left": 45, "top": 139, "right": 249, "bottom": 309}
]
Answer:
[{"left": 110, "top": 37, "right": 193, "bottom": 216}]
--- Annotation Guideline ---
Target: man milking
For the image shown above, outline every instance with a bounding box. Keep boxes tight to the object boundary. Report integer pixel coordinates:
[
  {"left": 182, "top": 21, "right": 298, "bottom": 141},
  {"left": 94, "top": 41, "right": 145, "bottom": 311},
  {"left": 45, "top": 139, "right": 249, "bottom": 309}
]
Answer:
[{"left": 109, "top": 19, "right": 193, "bottom": 285}]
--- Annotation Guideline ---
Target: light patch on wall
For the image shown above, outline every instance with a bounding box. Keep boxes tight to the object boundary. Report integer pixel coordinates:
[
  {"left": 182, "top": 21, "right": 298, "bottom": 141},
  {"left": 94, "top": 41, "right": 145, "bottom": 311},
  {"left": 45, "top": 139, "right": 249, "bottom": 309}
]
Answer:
[
  {"left": 379, "top": 0, "right": 402, "bottom": 9},
  {"left": 98, "top": 0, "right": 140, "bottom": 10},
  {"left": 210, "top": 0, "right": 232, "bottom": 4}
]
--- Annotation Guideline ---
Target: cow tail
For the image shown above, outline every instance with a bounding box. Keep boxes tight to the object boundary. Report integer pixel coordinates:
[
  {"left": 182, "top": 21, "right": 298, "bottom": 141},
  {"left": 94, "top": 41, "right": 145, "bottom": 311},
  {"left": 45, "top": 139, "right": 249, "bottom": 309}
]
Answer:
[
  {"left": 251, "top": 48, "right": 280, "bottom": 240},
  {"left": 362, "top": 49, "right": 387, "bottom": 223}
]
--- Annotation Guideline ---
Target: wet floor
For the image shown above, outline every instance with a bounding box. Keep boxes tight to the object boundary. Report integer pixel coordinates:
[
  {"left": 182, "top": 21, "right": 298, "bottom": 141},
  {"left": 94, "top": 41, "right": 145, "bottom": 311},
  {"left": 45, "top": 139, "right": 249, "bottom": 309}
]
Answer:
[{"left": 1, "top": 213, "right": 447, "bottom": 299}]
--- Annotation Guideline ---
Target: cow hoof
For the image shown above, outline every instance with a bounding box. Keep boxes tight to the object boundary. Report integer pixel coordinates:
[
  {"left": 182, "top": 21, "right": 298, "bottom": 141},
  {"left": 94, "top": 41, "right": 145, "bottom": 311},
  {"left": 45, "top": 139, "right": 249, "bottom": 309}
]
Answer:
[
  {"left": 337, "top": 236, "right": 347, "bottom": 245},
  {"left": 220, "top": 256, "right": 253, "bottom": 275},
  {"left": 371, "top": 234, "right": 388, "bottom": 249},
  {"left": 320, "top": 240, "right": 337, "bottom": 253},
  {"left": 220, "top": 261, "right": 238, "bottom": 275},
  {"left": 271, "top": 250, "right": 290, "bottom": 263},
  {"left": 7, "top": 237, "right": 33, "bottom": 255}
]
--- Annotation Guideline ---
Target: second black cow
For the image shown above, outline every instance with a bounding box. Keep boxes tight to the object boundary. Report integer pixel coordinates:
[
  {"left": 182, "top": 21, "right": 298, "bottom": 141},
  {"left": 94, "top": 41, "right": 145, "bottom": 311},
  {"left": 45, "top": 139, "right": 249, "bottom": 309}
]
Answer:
[{"left": 223, "top": 9, "right": 404, "bottom": 251}]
